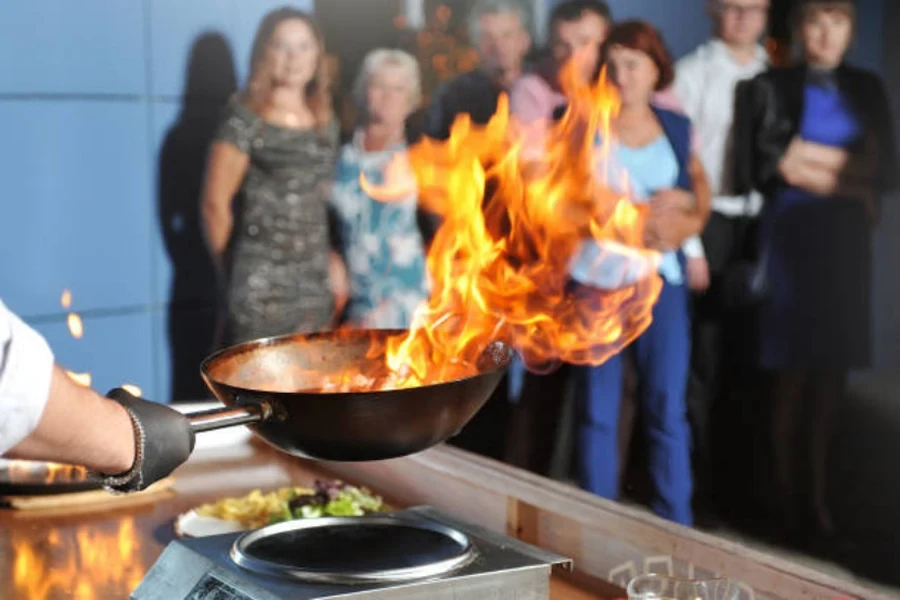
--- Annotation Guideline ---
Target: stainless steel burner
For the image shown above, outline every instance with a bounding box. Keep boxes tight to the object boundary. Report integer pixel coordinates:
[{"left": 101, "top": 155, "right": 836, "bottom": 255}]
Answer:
[
  {"left": 133, "top": 506, "right": 572, "bottom": 600},
  {"left": 230, "top": 515, "right": 476, "bottom": 584}
]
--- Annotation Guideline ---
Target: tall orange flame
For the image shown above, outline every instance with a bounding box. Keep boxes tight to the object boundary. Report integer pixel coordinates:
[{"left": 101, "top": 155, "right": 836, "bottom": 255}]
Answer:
[
  {"left": 66, "top": 313, "right": 84, "bottom": 339},
  {"left": 329, "top": 67, "right": 662, "bottom": 392}
]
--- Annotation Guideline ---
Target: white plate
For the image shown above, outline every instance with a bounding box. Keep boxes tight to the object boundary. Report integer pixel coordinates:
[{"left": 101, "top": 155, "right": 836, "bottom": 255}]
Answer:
[{"left": 174, "top": 509, "right": 249, "bottom": 538}]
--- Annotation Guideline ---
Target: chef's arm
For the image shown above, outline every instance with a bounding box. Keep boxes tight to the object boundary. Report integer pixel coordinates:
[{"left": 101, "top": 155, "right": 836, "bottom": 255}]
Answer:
[
  {"left": 1, "top": 302, "right": 194, "bottom": 491},
  {"left": 0, "top": 301, "right": 133, "bottom": 473},
  {"left": 6, "top": 366, "right": 135, "bottom": 475},
  {"left": 201, "top": 142, "right": 250, "bottom": 263}
]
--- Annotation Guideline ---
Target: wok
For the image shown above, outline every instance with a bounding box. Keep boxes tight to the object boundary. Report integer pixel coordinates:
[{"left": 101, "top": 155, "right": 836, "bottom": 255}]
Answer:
[{"left": 182, "top": 329, "right": 511, "bottom": 461}]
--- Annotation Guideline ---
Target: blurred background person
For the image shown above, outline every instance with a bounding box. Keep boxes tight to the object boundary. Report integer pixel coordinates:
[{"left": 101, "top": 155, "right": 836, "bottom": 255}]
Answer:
[
  {"left": 201, "top": 8, "right": 348, "bottom": 344},
  {"left": 330, "top": 49, "right": 430, "bottom": 329},
  {"left": 423, "top": 0, "right": 532, "bottom": 140},
  {"left": 510, "top": 0, "right": 611, "bottom": 124},
  {"left": 673, "top": 0, "right": 769, "bottom": 522},
  {"left": 734, "top": 0, "right": 897, "bottom": 538},
  {"left": 574, "top": 21, "right": 711, "bottom": 526}
]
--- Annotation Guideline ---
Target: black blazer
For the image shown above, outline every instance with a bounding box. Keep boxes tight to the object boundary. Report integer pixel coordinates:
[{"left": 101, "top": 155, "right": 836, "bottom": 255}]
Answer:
[{"left": 733, "top": 63, "right": 899, "bottom": 199}]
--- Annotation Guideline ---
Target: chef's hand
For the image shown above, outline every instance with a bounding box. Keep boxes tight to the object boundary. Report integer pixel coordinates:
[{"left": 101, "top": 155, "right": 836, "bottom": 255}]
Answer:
[
  {"left": 686, "top": 255, "right": 711, "bottom": 292},
  {"left": 101, "top": 388, "right": 195, "bottom": 493}
]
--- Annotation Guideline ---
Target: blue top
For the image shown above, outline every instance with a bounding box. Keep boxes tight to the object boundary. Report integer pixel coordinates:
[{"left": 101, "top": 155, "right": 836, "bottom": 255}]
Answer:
[
  {"left": 779, "top": 81, "right": 861, "bottom": 204},
  {"left": 330, "top": 131, "right": 429, "bottom": 329},
  {"left": 570, "top": 126, "right": 686, "bottom": 287}
]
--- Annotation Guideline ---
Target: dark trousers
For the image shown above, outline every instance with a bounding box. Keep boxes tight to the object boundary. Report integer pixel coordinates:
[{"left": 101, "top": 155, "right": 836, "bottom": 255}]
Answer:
[
  {"left": 688, "top": 212, "right": 760, "bottom": 511},
  {"left": 577, "top": 279, "right": 693, "bottom": 525},
  {"left": 505, "top": 366, "right": 570, "bottom": 476},
  {"left": 449, "top": 377, "right": 510, "bottom": 460}
]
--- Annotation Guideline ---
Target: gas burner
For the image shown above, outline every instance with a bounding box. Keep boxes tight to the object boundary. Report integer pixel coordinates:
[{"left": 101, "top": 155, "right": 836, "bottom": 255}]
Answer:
[
  {"left": 0, "top": 459, "right": 101, "bottom": 496},
  {"left": 134, "top": 506, "right": 571, "bottom": 599}
]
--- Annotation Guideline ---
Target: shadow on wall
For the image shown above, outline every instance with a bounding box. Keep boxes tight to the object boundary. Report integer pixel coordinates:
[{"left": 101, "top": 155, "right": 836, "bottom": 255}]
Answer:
[{"left": 158, "top": 33, "right": 237, "bottom": 402}]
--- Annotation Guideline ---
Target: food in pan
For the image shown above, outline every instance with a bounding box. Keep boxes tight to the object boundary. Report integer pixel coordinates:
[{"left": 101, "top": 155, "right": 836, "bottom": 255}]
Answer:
[{"left": 194, "top": 479, "right": 384, "bottom": 528}]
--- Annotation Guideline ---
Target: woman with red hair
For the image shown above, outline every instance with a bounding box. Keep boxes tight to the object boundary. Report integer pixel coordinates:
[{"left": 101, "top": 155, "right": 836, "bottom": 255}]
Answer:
[{"left": 573, "top": 20, "right": 710, "bottom": 525}]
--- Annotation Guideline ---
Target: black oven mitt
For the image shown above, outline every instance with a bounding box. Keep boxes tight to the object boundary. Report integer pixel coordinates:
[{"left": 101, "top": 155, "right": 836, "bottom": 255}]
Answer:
[{"left": 98, "top": 388, "right": 196, "bottom": 493}]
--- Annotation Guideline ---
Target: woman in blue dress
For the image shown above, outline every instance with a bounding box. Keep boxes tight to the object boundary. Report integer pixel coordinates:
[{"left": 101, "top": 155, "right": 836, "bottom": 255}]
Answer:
[
  {"left": 735, "top": 0, "right": 898, "bottom": 535},
  {"left": 573, "top": 21, "right": 711, "bottom": 526},
  {"left": 330, "top": 49, "right": 430, "bottom": 329}
]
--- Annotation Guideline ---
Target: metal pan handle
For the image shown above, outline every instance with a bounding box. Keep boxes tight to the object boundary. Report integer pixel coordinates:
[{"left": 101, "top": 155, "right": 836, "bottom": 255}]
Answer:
[{"left": 186, "top": 401, "right": 272, "bottom": 434}]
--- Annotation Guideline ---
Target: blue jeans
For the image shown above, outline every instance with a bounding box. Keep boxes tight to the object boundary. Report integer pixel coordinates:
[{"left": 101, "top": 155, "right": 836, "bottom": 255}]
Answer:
[{"left": 575, "top": 279, "right": 693, "bottom": 525}]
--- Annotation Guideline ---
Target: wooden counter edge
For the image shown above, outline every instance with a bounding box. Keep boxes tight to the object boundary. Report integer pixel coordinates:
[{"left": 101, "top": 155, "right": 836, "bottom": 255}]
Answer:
[{"left": 319, "top": 444, "right": 888, "bottom": 600}]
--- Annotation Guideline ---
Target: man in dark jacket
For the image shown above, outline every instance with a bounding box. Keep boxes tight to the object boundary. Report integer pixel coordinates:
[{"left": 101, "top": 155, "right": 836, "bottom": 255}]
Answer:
[{"left": 422, "top": 0, "right": 532, "bottom": 140}]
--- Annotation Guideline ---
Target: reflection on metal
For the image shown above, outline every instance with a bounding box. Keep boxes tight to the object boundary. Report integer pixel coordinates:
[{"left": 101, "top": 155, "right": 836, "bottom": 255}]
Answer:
[{"left": 12, "top": 518, "right": 146, "bottom": 600}]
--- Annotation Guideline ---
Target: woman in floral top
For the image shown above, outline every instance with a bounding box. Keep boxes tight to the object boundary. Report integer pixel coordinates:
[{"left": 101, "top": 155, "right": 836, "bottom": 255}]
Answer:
[{"left": 330, "top": 49, "right": 429, "bottom": 329}]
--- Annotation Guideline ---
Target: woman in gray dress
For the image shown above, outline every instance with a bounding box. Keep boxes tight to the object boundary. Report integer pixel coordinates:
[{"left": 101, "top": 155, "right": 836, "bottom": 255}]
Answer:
[{"left": 202, "top": 8, "right": 347, "bottom": 344}]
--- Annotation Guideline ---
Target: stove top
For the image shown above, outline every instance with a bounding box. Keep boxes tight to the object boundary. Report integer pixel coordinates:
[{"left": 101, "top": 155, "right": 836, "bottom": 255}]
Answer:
[{"left": 133, "top": 506, "right": 572, "bottom": 600}]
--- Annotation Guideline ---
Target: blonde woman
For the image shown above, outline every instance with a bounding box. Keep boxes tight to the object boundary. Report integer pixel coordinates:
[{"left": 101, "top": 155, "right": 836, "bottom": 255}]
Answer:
[
  {"left": 202, "top": 7, "right": 347, "bottom": 344},
  {"left": 330, "top": 49, "right": 430, "bottom": 329}
]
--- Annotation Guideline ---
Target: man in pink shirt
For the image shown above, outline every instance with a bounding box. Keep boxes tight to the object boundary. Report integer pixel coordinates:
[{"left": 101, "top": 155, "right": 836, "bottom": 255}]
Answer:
[
  {"left": 510, "top": 1, "right": 690, "bottom": 133},
  {"left": 510, "top": 0, "right": 611, "bottom": 125}
]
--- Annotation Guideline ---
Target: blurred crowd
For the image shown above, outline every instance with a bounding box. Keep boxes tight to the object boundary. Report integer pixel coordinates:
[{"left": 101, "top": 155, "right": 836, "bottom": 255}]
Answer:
[{"left": 199, "top": 0, "right": 896, "bottom": 541}]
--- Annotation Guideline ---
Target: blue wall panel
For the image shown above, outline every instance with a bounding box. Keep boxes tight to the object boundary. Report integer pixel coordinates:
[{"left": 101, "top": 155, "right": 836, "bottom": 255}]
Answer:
[
  {"left": 152, "top": 309, "right": 172, "bottom": 405},
  {"left": 847, "top": 0, "right": 885, "bottom": 72},
  {"left": 0, "top": 0, "right": 146, "bottom": 95},
  {"left": 0, "top": 100, "right": 154, "bottom": 318},
  {"left": 33, "top": 312, "right": 157, "bottom": 400},
  {"left": 148, "top": 0, "right": 236, "bottom": 97}
]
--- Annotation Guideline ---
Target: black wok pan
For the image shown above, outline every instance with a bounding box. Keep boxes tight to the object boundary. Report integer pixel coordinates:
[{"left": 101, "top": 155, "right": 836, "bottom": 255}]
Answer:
[{"left": 184, "top": 329, "right": 511, "bottom": 461}]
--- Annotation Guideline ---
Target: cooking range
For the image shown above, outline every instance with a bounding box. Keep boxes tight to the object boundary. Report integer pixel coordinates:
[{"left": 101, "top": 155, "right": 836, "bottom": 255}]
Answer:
[{"left": 135, "top": 506, "right": 571, "bottom": 599}]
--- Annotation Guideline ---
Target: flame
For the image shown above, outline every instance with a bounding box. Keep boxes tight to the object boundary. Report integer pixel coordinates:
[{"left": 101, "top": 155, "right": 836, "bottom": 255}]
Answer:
[
  {"left": 322, "top": 66, "right": 662, "bottom": 392},
  {"left": 60, "top": 289, "right": 93, "bottom": 389},
  {"left": 5, "top": 460, "right": 90, "bottom": 485},
  {"left": 120, "top": 384, "right": 142, "bottom": 397},
  {"left": 42, "top": 463, "right": 89, "bottom": 485},
  {"left": 66, "top": 371, "right": 92, "bottom": 388},
  {"left": 67, "top": 313, "right": 84, "bottom": 339},
  {"left": 12, "top": 518, "right": 145, "bottom": 600}
]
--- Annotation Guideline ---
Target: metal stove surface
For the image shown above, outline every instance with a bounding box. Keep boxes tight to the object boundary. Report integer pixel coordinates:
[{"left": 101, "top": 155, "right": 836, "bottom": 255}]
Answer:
[{"left": 133, "top": 506, "right": 572, "bottom": 600}]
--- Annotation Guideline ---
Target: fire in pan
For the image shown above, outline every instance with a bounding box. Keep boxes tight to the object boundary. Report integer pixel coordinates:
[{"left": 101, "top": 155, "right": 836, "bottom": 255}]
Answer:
[{"left": 181, "top": 329, "right": 511, "bottom": 462}]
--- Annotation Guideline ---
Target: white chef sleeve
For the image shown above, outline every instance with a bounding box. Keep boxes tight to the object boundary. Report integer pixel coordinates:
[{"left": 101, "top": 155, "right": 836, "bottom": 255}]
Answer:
[{"left": 0, "top": 300, "right": 54, "bottom": 455}]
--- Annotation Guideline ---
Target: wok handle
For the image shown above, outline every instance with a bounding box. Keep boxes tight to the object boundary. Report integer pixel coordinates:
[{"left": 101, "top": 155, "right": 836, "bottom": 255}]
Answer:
[{"left": 186, "top": 401, "right": 272, "bottom": 434}]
